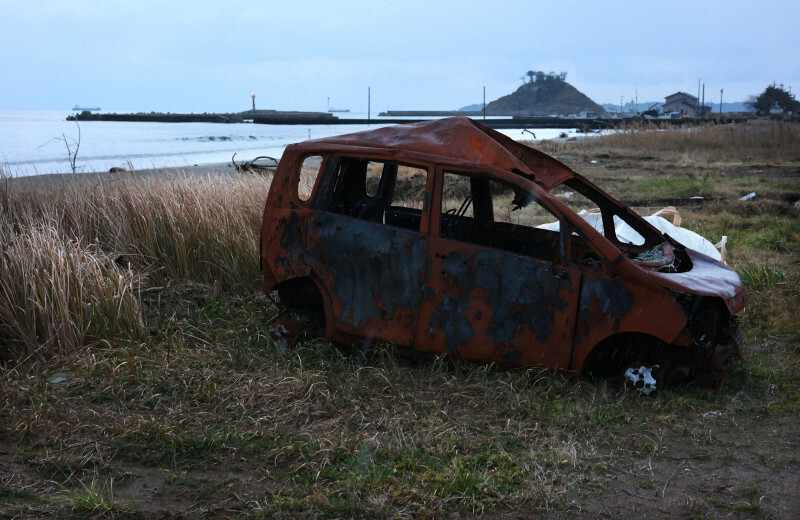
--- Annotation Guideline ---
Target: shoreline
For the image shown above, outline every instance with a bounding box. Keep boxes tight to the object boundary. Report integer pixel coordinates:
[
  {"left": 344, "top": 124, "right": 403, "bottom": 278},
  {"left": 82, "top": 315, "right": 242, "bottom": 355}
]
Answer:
[{"left": 6, "top": 161, "right": 239, "bottom": 190}]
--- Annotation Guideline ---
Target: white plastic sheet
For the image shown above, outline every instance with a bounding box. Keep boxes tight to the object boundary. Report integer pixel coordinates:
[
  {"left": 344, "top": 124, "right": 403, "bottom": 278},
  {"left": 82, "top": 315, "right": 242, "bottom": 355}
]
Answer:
[{"left": 539, "top": 209, "right": 723, "bottom": 262}]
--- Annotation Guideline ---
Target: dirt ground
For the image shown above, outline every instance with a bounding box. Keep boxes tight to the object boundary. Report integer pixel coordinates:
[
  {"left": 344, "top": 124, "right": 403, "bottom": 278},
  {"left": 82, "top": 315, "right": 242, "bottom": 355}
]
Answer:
[
  {"left": 2, "top": 135, "right": 799, "bottom": 519},
  {"left": 550, "top": 414, "right": 800, "bottom": 519}
]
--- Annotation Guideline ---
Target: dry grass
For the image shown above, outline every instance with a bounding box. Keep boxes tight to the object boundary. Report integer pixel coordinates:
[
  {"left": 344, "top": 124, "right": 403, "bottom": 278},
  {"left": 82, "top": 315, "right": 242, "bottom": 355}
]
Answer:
[
  {"left": 0, "top": 223, "right": 143, "bottom": 360},
  {"left": 1, "top": 123, "right": 799, "bottom": 518},
  {"left": 540, "top": 121, "right": 800, "bottom": 163},
  {"left": 0, "top": 171, "right": 270, "bottom": 361}
]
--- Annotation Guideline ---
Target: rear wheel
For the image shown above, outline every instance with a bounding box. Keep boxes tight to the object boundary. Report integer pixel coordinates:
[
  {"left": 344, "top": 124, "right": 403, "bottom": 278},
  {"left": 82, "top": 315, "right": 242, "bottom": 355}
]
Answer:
[{"left": 272, "top": 278, "right": 326, "bottom": 347}]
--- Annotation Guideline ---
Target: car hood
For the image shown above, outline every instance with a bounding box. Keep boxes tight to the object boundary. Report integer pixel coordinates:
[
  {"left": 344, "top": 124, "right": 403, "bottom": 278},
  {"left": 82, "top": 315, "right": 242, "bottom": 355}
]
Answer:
[{"left": 647, "top": 248, "right": 747, "bottom": 314}]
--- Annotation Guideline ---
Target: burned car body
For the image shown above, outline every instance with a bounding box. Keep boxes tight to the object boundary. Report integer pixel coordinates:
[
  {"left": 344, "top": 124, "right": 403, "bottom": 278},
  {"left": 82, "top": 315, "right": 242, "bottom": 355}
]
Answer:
[{"left": 261, "top": 117, "right": 746, "bottom": 386}]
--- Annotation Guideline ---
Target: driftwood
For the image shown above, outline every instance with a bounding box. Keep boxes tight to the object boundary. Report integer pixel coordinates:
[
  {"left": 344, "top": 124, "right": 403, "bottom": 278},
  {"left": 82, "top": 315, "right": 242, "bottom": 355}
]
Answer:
[{"left": 232, "top": 153, "right": 278, "bottom": 175}]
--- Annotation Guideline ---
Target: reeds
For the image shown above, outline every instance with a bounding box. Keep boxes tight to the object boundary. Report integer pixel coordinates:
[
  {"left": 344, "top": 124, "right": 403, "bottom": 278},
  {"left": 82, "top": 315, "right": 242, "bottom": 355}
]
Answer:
[
  {"left": 547, "top": 121, "right": 800, "bottom": 161},
  {"left": 0, "top": 170, "right": 271, "bottom": 361},
  {"left": 0, "top": 223, "right": 143, "bottom": 360}
]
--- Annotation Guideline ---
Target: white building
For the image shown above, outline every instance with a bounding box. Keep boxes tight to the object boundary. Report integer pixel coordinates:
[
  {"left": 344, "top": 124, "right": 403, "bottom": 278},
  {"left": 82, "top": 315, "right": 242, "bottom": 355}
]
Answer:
[{"left": 663, "top": 92, "right": 699, "bottom": 117}]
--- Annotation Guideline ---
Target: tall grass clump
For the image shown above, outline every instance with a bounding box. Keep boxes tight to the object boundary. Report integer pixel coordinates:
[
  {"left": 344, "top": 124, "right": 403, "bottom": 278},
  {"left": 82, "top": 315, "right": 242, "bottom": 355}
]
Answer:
[
  {"left": 0, "top": 170, "right": 271, "bottom": 361},
  {"left": 3, "top": 173, "right": 271, "bottom": 291},
  {"left": 551, "top": 121, "right": 800, "bottom": 162},
  {"left": 111, "top": 175, "right": 269, "bottom": 289},
  {"left": 0, "top": 223, "right": 144, "bottom": 361}
]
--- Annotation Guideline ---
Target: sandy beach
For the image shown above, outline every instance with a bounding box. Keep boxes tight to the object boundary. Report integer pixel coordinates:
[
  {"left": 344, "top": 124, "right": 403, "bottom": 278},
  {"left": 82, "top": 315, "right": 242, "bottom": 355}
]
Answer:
[{"left": 7, "top": 162, "right": 241, "bottom": 191}]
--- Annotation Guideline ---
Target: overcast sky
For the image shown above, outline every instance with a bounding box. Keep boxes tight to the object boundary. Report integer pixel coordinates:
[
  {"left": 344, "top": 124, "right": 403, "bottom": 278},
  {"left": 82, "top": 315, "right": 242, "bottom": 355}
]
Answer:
[{"left": 2, "top": 0, "right": 798, "bottom": 113}]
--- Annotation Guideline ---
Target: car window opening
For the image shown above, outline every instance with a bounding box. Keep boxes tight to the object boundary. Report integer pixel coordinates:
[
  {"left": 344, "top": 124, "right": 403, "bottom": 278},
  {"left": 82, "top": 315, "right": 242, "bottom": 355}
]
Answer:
[
  {"left": 441, "top": 171, "right": 564, "bottom": 262},
  {"left": 326, "top": 156, "right": 428, "bottom": 232},
  {"left": 552, "top": 178, "right": 690, "bottom": 273}
]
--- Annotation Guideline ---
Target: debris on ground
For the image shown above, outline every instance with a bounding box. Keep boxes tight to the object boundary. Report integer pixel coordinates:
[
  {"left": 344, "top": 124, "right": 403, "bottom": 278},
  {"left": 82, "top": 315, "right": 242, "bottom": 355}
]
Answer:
[
  {"left": 625, "top": 365, "right": 659, "bottom": 396},
  {"left": 232, "top": 153, "right": 278, "bottom": 175},
  {"left": 269, "top": 316, "right": 300, "bottom": 355}
]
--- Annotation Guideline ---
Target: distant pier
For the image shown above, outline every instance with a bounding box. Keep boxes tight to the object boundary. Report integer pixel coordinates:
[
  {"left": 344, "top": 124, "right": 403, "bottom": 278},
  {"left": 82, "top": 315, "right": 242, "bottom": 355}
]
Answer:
[
  {"left": 68, "top": 110, "right": 750, "bottom": 130},
  {"left": 68, "top": 109, "right": 339, "bottom": 124},
  {"left": 379, "top": 110, "right": 483, "bottom": 117}
]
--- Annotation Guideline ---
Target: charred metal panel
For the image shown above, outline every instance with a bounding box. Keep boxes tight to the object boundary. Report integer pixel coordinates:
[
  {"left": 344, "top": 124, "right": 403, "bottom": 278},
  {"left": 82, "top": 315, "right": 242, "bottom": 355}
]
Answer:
[
  {"left": 577, "top": 276, "right": 635, "bottom": 321},
  {"left": 261, "top": 149, "right": 314, "bottom": 288},
  {"left": 277, "top": 209, "right": 305, "bottom": 269},
  {"left": 262, "top": 207, "right": 312, "bottom": 285},
  {"left": 304, "top": 211, "right": 426, "bottom": 345},
  {"left": 416, "top": 239, "right": 580, "bottom": 369},
  {"left": 569, "top": 271, "right": 689, "bottom": 373}
]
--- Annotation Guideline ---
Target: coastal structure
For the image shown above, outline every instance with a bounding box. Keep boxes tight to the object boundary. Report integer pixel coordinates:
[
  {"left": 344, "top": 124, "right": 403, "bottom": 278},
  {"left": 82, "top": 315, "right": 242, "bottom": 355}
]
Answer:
[
  {"left": 66, "top": 110, "right": 747, "bottom": 129},
  {"left": 663, "top": 92, "right": 699, "bottom": 117}
]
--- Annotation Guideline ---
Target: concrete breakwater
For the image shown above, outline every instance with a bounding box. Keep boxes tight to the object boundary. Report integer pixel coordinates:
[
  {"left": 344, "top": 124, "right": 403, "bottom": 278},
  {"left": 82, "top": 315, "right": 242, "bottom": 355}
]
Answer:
[
  {"left": 67, "top": 110, "right": 338, "bottom": 124},
  {"left": 67, "top": 110, "right": 750, "bottom": 130}
]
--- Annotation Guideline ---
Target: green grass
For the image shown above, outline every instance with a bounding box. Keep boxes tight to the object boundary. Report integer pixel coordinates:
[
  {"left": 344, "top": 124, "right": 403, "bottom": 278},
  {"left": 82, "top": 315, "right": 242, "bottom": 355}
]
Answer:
[
  {"left": 1, "top": 124, "right": 800, "bottom": 517},
  {"left": 620, "top": 175, "right": 712, "bottom": 200},
  {"left": 59, "top": 478, "right": 138, "bottom": 519},
  {"left": 0, "top": 485, "right": 41, "bottom": 505},
  {"left": 737, "top": 264, "right": 787, "bottom": 290}
]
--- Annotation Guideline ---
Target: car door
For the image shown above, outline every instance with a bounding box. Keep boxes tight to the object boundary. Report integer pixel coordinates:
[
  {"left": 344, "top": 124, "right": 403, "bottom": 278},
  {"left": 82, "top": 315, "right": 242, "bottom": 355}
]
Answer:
[
  {"left": 304, "top": 155, "right": 432, "bottom": 346},
  {"left": 414, "top": 168, "right": 581, "bottom": 369}
]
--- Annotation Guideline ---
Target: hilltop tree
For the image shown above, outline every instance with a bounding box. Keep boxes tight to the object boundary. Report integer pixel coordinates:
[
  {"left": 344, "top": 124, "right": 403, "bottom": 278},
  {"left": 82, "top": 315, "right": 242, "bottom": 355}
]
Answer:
[
  {"left": 746, "top": 84, "right": 800, "bottom": 115},
  {"left": 522, "top": 70, "right": 567, "bottom": 84}
]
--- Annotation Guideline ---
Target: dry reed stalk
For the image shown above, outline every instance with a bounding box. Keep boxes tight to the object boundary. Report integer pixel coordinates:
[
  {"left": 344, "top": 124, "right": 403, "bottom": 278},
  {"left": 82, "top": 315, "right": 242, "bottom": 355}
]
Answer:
[
  {"left": 554, "top": 121, "right": 800, "bottom": 161},
  {"left": 0, "top": 172, "right": 272, "bottom": 360},
  {"left": 0, "top": 224, "right": 144, "bottom": 360},
  {"left": 3, "top": 173, "right": 271, "bottom": 290}
]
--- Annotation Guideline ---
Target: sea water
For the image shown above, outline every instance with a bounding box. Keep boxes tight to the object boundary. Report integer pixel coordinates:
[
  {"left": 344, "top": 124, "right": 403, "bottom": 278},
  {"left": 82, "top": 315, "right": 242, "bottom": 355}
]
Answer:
[{"left": 0, "top": 111, "right": 581, "bottom": 177}]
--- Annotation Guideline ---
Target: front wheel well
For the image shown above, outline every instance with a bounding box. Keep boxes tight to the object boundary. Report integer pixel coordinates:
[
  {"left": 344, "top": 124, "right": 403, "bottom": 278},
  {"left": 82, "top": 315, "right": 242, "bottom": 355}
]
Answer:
[{"left": 581, "top": 333, "right": 664, "bottom": 378}]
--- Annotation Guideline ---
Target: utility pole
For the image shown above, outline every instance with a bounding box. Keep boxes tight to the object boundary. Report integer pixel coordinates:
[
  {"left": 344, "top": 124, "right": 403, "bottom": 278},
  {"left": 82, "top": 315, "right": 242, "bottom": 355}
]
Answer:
[
  {"left": 702, "top": 83, "right": 705, "bottom": 120},
  {"left": 697, "top": 79, "right": 700, "bottom": 105},
  {"left": 483, "top": 86, "right": 486, "bottom": 120},
  {"left": 720, "top": 89, "right": 723, "bottom": 114},
  {"left": 367, "top": 87, "right": 371, "bottom": 124},
  {"left": 327, "top": 96, "right": 329, "bottom": 112}
]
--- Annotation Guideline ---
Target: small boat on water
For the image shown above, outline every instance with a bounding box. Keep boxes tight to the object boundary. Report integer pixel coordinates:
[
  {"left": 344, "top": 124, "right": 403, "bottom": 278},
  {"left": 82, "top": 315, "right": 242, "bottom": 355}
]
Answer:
[
  {"left": 327, "top": 108, "right": 350, "bottom": 113},
  {"left": 73, "top": 105, "right": 101, "bottom": 111}
]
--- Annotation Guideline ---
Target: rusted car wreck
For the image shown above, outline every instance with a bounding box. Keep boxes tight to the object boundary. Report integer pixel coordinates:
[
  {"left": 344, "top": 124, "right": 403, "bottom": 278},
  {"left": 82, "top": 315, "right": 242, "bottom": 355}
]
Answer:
[{"left": 260, "top": 117, "right": 746, "bottom": 390}]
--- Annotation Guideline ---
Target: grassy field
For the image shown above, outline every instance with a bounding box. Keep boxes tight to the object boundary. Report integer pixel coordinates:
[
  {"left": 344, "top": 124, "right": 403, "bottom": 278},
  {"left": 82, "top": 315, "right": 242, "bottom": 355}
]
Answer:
[{"left": 1, "top": 122, "right": 799, "bottom": 519}]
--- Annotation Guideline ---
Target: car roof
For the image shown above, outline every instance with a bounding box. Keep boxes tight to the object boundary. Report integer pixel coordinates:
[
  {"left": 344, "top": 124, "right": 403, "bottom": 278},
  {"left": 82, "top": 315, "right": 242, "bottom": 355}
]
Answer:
[{"left": 300, "top": 117, "right": 576, "bottom": 191}]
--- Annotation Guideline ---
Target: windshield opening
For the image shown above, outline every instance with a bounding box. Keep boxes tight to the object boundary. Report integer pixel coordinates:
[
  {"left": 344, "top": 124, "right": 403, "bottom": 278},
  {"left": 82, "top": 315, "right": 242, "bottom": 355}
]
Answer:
[{"left": 548, "top": 178, "right": 691, "bottom": 273}]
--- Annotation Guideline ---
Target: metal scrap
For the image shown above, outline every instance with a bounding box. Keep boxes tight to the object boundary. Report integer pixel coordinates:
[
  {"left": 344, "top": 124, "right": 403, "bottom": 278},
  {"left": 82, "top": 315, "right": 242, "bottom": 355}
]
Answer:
[{"left": 232, "top": 153, "right": 278, "bottom": 175}]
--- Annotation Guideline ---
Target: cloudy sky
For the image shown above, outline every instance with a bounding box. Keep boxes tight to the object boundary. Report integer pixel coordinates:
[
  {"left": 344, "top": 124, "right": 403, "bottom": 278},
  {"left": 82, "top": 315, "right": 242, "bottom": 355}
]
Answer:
[{"left": 2, "top": 0, "right": 798, "bottom": 113}]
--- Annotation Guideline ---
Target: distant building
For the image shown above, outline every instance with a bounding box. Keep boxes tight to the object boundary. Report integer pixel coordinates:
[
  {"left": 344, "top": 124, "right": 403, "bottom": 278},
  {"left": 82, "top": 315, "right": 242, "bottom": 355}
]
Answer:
[{"left": 663, "top": 92, "right": 699, "bottom": 117}]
